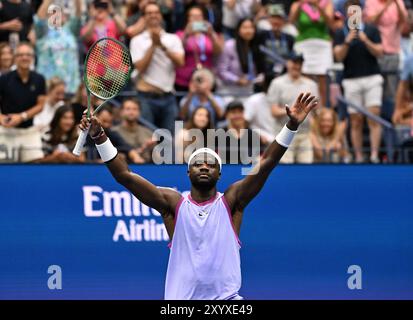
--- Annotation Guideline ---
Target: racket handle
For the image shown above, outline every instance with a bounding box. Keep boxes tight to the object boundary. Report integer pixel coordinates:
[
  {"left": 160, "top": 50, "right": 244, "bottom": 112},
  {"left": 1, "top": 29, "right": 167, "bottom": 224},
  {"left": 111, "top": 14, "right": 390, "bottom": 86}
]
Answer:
[{"left": 73, "top": 128, "right": 89, "bottom": 156}]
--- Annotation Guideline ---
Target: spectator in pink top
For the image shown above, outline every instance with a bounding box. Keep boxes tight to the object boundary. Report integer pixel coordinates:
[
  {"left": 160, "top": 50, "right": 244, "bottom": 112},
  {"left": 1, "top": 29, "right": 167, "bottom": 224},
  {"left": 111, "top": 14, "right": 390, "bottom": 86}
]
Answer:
[
  {"left": 364, "top": 0, "right": 408, "bottom": 101},
  {"left": 80, "top": 0, "right": 126, "bottom": 51},
  {"left": 175, "top": 5, "right": 224, "bottom": 92},
  {"left": 364, "top": 0, "right": 408, "bottom": 54}
]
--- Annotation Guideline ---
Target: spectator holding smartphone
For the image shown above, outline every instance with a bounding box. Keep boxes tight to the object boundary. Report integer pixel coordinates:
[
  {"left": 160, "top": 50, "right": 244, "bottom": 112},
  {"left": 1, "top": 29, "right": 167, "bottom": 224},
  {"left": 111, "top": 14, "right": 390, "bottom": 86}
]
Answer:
[
  {"left": 80, "top": 0, "right": 126, "bottom": 50},
  {"left": 180, "top": 68, "right": 225, "bottom": 125},
  {"left": 194, "top": 0, "right": 224, "bottom": 34},
  {"left": 333, "top": 0, "right": 384, "bottom": 163},
  {"left": 175, "top": 5, "right": 224, "bottom": 92}
]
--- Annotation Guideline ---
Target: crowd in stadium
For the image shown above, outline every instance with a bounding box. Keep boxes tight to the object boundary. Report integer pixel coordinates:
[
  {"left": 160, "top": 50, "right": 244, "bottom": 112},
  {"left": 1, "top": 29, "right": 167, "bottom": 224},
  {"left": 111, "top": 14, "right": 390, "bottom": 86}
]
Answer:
[{"left": 0, "top": 0, "right": 412, "bottom": 164}]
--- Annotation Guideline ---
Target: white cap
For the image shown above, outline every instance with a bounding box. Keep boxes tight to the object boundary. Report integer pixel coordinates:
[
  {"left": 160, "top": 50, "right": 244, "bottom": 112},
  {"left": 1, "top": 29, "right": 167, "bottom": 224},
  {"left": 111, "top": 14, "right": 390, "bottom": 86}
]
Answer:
[{"left": 187, "top": 148, "right": 222, "bottom": 172}]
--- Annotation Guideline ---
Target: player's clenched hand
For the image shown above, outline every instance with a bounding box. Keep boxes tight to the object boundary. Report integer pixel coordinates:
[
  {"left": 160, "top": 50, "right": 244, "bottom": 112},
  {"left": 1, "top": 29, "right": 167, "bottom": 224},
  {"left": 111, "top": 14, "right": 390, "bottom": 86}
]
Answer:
[{"left": 79, "top": 112, "right": 102, "bottom": 137}]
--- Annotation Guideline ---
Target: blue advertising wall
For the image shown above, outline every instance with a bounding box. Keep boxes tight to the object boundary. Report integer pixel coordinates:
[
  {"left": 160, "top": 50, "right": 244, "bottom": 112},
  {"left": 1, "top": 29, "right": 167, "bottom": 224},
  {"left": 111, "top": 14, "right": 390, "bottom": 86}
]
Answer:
[{"left": 0, "top": 164, "right": 412, "bottom": 300}]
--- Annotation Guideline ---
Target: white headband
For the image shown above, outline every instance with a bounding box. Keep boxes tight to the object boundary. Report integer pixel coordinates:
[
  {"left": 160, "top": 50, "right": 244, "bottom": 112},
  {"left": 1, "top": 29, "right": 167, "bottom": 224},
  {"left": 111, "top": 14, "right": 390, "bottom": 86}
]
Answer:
[{"left": 187, "top": 148, "right": 222, "bottom": 172}]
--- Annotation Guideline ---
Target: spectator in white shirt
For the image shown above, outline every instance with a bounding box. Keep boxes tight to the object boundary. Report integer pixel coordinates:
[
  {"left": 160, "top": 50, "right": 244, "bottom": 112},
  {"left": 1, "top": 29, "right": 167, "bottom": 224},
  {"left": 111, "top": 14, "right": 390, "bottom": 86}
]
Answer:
[
  {"left": 267, "top": 51, "right": 319, "bottom": 163},
  {"left": 243, "top": 74, "right": 278, "bottom": 145},
  {"left": 130, "top": 1, "right": 185, "bottom": 135},
  {"left": 33, "top": 77, "right": 66, "bottom": 134}
]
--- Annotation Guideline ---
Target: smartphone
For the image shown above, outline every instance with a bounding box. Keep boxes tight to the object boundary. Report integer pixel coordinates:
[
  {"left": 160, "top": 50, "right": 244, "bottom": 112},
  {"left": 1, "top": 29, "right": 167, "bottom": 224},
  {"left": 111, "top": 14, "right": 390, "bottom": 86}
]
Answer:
[{"left": 192, "top": 21, "right": 208, "bottom": 33}]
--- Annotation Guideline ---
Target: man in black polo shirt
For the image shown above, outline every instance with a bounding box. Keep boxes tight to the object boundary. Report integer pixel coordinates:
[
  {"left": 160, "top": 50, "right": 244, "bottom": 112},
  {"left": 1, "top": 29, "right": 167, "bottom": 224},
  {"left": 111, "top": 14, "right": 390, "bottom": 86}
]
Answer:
[
  {"left": 333, "top": 0, "right": 384, "bottom": 163},
  {"left": 0, "top": 42, "right": 46, "bottom": 162}
]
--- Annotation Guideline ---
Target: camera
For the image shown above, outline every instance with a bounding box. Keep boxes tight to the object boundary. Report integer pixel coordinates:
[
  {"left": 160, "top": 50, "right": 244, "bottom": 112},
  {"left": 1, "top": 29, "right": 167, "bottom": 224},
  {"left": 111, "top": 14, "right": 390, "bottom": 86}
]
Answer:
[{"left": 195, "top": 76, "right": 203, "bottom": 84}]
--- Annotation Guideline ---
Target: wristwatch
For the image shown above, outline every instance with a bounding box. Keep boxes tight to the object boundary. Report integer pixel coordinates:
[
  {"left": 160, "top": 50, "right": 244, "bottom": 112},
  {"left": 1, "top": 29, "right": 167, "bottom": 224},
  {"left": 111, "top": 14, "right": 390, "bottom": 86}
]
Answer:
[{"left": 21, "top": 112, "right": 28, "bottom": 121}]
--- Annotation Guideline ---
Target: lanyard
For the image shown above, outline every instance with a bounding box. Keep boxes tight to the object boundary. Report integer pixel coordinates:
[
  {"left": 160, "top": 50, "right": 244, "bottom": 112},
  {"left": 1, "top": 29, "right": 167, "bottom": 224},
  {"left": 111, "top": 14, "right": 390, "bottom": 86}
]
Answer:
[
  {"left": 269, "top": 32, "right": 287, "bottom": 54},
  {"left": 247, "top": 50, "right": 255, "bottom": 80},
  {"left": 196, "top": 34, "right": 207, "bottom": 63},
  {"left": 96, "top": 25, "right": 108, "bottom": 39}
]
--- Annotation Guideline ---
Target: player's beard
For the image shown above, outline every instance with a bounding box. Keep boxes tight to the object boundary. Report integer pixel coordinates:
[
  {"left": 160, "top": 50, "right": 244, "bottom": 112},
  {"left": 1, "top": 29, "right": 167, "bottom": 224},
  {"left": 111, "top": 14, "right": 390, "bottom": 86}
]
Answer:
[{"left": 190, "top": 175, "right": 217, "bottom": 192}]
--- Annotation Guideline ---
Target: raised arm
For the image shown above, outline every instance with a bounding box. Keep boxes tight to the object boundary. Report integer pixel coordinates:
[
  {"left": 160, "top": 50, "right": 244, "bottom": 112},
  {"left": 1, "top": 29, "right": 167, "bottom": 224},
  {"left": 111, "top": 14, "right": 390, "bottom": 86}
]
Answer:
[
  {"left": 224, "top": 93, "right": 318, "bottom": 212},
  {"left": 79, "top": 115, "right": 182, "bottom": 238}
]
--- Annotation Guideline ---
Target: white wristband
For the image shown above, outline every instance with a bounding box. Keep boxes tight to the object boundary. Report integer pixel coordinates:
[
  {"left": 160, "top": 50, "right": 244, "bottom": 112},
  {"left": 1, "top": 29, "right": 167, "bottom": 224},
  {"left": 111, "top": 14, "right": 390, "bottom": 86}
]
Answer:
[
  {"left": 96, "top": 138, "right": 118, "bottom": 162},
  {"left": 275, "top": 124, "right": 297, "bottom": 148}
]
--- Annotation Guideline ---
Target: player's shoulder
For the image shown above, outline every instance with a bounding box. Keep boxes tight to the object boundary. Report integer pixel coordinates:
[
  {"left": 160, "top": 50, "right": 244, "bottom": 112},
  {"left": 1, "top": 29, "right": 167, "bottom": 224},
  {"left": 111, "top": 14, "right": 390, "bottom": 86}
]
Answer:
[
  {"left": 159, "top": 187, "right": 183, "bottom": 213},
  {"left": 158, "top": 186, "right": 182, "bottom": 200}
]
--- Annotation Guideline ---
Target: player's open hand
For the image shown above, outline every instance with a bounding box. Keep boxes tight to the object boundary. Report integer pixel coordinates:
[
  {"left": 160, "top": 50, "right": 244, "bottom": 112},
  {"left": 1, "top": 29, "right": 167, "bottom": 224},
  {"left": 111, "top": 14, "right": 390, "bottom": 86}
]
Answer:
[
  {"left": 79, "top": 112, "right": 102, "bottom": 138},
  {"left": 286, "top": 92, "right": 318, "bottom": 130}
]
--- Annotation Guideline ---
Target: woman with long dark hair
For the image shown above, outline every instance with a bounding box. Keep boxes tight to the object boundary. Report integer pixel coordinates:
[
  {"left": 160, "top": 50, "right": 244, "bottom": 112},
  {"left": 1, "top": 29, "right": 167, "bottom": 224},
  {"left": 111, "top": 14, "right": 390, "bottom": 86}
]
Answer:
[
  {"left": 175, "top": 106, "right": 215, "bottom": 163},
  {"left": 217, "top": 18, "right": 264, "bottom": 99},
  {"left": 40, "top": 105, "right": 85, "bottom": 163}
]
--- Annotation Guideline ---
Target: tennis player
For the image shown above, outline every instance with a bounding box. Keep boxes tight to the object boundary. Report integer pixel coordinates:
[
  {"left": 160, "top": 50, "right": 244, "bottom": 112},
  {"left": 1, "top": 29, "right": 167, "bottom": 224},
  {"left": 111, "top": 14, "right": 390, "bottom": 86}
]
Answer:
[{"left": 79, "top": 92, "right": 317, "bottom": 300}]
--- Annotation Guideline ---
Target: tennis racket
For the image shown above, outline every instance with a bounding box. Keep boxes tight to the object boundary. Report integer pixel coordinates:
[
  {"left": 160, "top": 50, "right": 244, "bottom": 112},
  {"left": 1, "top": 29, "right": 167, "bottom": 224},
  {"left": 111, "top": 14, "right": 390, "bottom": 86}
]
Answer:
[{"left": 73, "top": 37, "right": 132, "bottom": 156}]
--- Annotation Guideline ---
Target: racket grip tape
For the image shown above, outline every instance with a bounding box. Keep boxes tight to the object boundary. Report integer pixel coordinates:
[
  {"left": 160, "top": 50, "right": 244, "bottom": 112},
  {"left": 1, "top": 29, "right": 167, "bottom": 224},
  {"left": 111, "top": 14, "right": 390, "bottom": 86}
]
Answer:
[{"left": 73, "top": 129, "right": 89, "bottom": 156}]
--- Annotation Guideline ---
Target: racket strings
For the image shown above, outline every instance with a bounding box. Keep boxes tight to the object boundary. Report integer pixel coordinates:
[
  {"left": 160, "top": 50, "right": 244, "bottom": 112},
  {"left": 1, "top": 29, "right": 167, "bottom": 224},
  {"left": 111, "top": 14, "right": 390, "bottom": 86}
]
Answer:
[{"left": 85, "top": 39, "right": 131, "bottom": 99}]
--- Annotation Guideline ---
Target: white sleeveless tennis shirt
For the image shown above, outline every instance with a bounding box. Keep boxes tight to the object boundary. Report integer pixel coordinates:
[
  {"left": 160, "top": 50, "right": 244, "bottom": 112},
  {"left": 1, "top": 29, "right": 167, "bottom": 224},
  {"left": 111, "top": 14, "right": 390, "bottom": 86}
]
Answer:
[{"left": 165, "top": 192, "right": 242, "bottom": 300}]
